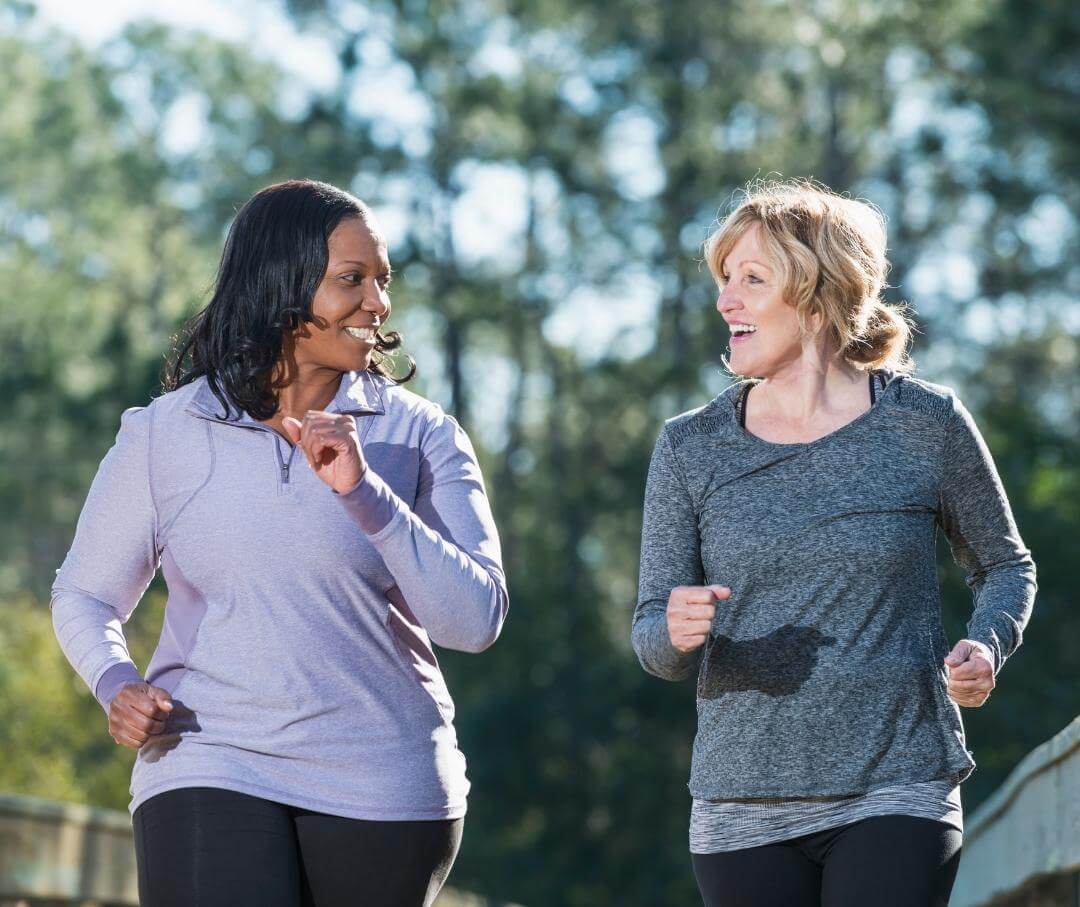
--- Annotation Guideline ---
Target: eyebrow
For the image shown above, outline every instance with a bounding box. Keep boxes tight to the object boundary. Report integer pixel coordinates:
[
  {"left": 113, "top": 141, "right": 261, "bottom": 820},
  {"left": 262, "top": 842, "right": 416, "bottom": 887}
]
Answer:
[
  {"left": 337, "top": 260, "right": 392, "bottom": 271},
  {"left": 721, "top": 258, "right": 773, "bottom": 273}
]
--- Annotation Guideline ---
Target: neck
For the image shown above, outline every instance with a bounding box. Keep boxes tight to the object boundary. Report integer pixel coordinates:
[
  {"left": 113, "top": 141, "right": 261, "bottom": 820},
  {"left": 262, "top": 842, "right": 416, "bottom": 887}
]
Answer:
[
  {"left": 269, "top": 358, "right": 344, "bottom": 420},
  {"left": 756, "top": 354, "right": 866, "bottom": 423}
]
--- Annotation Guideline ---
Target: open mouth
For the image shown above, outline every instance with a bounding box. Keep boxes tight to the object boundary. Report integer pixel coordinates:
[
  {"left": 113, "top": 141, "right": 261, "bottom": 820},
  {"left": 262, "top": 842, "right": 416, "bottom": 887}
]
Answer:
[
  {"left": 730, "top": 325, "right": 757, "bottom": 345},
  {"left": 344, "top": 326, "right": 377, "bottom": 344}
]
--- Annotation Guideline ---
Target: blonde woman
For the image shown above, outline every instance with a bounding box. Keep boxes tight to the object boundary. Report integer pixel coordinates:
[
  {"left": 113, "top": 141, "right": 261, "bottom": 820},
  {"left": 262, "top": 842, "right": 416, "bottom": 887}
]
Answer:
[{"left": 632, "top": 181, "right": 1035, "bottom": 906}]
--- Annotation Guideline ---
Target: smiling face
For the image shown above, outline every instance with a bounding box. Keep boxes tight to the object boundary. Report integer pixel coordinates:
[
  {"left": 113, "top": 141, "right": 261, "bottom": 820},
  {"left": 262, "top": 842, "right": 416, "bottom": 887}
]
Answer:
[
  {"left": 288, "top": 215, "right": 392, "bottom": 374},
  {"left": 716, "top": 225, "right": 813, "bottom": 378}
]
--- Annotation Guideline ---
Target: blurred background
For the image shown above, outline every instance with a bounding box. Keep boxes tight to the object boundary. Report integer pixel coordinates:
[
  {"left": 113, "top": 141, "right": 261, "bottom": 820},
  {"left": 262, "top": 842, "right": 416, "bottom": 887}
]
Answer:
[{"left": 0, "top": 0, "right": 1077, "bottom": 904}]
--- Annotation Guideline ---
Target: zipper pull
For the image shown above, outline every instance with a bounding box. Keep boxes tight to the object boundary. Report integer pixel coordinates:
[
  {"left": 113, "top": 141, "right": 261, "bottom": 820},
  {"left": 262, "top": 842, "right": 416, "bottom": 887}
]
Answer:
[{"left": 281, "top": 462, "right": 290, "bottom": 484}]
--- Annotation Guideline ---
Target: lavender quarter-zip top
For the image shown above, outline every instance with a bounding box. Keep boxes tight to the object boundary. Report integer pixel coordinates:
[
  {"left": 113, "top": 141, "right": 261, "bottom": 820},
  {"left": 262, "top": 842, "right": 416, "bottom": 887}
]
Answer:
[{"left": 51, "top": 369, "right": 508, "bottom": 820}]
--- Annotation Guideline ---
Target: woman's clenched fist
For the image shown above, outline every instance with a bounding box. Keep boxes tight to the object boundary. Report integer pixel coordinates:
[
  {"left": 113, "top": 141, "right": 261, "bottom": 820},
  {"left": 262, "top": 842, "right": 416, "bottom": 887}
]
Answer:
[
  {"left": 282, "top": 411, "right": 367, "bottom": 495},
  {"left": 945, "top": 639, "right": 996, "bottom": 708},
  {"left": 109, "top": 682, "right": 173, "bottom": 749},
  {"left": 667, "top": 585, "right": 730, "bottom": 652}
]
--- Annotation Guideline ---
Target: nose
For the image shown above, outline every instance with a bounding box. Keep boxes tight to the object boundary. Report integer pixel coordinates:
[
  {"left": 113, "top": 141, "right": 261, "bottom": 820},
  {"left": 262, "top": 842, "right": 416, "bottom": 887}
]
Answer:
[
  {"left": 716, "top": 284, "right": 740, "bottom": 314},
  {"left": 361, "top": 280, "right": 391, "bottom": 318}
]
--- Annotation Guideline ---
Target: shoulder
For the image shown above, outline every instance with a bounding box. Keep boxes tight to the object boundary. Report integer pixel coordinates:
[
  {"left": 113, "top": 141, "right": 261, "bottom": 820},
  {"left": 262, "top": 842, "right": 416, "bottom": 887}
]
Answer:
[
  {"left": 661, "top": 381, "right": 744, "bottom": 450},
  {"left": 887, "top": 373, "right": 965, "bottom": 426},
  {"left": 111, "top": 379, "right": 201, "bottom": 434},
  {"left": 137, "top": 377, "right": 213, "bottom": 429},
  {"left": 374, "top": 376, "right": 469, "bottom": 447},
  {"left": 376, "top": 376, "right": 449, "bottom": 428},
  {"left": 112, "top": 379, "right": 225, "bottom": 468}
]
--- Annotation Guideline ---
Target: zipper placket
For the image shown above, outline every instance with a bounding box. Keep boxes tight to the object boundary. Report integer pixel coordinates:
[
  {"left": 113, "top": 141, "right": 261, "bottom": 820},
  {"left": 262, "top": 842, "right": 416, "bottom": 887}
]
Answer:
[
  {"left": 272, "top": 432, "right": 297, "bottom": 487},
  {"left": 186, "top": 409, "right": 298, "bottom": 491}
]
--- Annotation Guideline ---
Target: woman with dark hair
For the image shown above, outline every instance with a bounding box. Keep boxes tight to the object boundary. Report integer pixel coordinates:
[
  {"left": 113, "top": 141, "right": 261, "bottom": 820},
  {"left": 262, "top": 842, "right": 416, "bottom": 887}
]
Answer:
[{"left": 51, "top": 179, "right": 508, "bottom": 907}]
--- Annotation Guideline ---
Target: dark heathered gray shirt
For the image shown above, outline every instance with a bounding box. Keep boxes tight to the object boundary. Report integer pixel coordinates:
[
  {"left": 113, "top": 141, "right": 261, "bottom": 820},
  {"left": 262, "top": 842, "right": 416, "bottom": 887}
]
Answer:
[{"left": 633, "top": 369, "right": 1036, "bottom": 804}]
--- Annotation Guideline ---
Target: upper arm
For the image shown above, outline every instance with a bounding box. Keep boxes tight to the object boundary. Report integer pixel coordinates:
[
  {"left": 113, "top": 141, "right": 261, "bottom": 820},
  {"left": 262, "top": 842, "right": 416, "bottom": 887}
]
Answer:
[
  {"left": 937, "top": 397, "right": 1029, "bottom": 582},
  {"left": 637, "top": 427, "right": 704, "bottom": 610},
  {"left": 414, "top": 413, "right": 504, "bottom": 578},
  {"left": 52, "top": 405, "right": 161, "bottom": 620}
]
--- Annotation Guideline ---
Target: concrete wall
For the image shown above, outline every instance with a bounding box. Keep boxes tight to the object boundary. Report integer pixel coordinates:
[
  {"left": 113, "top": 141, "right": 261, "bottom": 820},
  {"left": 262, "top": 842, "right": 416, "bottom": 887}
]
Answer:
[
  {"left": 0, "top": 793, "right": 136, "bottom": 907},
  {"left": 0, "top": 792, "right": 516, "bottom": 906},
  {"left": 952, "top": 716, "right": 1080, "bottom": 907}
]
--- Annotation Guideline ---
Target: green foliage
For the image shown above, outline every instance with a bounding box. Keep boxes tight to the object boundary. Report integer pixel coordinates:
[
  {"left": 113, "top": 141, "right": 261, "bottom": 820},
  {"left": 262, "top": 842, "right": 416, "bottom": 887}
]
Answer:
[{"left": 0, "top": 591, "right": 165, "bottom": 807}]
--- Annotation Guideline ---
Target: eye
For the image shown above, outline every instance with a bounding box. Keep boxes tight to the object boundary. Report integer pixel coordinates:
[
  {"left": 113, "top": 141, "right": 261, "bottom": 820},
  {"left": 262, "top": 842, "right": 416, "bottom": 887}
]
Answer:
[
  {"left": 378, "top": 274, "right": 393, "bottom": 290},
  {"left": 746, "top": 273, "right": 763, "bottom": 285},
  {"left": 340, "top": 273, "right": 361, "bottom": 284}
]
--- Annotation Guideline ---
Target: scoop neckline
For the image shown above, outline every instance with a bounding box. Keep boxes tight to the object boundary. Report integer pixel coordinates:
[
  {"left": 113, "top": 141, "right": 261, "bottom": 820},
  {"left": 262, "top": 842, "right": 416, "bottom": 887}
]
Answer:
[{"left": 728, "top": 369, "right": 899, "bottom": 449}]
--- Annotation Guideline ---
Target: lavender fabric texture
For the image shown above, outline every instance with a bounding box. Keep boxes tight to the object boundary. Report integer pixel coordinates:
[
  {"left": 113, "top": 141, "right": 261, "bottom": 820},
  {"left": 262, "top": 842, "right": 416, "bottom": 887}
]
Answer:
[
  {"left": 633, "top": 371, "right": 1036, "bottom": 800},
  {"left": 51, "top": 369, "right": 508, "bottom": 820}
]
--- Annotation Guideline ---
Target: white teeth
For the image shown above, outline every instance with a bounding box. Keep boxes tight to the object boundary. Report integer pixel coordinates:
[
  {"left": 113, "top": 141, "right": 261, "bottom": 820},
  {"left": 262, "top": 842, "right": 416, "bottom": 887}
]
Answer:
[
  {"left": 345, "top": 327, "right": 374, "bottom": 340},
  {"left": 731, "top": 324, "right": 757, "bottom": 334}
]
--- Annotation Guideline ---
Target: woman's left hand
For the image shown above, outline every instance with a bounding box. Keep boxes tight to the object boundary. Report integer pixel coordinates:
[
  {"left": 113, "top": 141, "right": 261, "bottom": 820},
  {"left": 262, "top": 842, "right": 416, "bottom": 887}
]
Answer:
[
  {"left": 944, "top": 639, "right": 996, "bottom": 708},
  {"left": 282, "top": 411, "right": 367, "bottom": 495}
]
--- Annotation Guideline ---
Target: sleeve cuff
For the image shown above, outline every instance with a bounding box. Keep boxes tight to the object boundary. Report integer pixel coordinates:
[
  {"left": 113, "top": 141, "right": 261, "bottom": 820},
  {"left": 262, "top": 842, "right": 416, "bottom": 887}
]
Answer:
[
  {"left": 968, "top": 635, "right": 1002, "bottom": 676},
  {"left": 332, "top": 468, "right": 401, "bottom": 535},
  {"left": 94, "top": 661, "right": 143, "bottom": 712}
]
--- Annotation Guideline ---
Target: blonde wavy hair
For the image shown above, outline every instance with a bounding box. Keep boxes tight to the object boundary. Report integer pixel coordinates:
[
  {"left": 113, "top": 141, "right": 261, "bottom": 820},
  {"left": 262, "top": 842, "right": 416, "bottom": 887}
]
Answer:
[{"left": 704, "top": 179, "right": 916, "bottom": 375}]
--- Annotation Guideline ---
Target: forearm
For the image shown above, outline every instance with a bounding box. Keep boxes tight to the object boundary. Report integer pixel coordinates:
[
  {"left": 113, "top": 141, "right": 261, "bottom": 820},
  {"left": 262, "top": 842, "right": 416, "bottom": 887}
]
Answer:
[
  {"left": 632, "top": 603, "right": 698, "bottom": 681},
  {"left": 50, "top": 584, "right": 143, "bottom": 711},
  {"left": 965, "top": 554, "right": 1037, "bottom": 674},
  {"left": 336, "top": 467, "right": 508, "bottom": 653},
  {"left": 938, "top": 398, "right": 1041, "bottom": 675}
]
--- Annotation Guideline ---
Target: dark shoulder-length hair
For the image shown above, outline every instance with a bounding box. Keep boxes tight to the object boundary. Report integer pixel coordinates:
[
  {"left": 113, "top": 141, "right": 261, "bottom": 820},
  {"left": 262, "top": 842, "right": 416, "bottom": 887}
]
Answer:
[{"left": 165, "top": 178, "right": 415, "bottom": 420}]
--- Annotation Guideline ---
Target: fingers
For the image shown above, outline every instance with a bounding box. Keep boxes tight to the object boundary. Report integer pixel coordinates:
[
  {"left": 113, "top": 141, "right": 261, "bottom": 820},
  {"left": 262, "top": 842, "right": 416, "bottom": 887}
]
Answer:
[
  {"left": 120, "top": 685, "right": 171, "bottom": 720},
  {"left": 109, "top": 714, "right": 157, "bottom": 749},
  {"left": 112, "top": 730, "right": 145, "bottom": 750},
  {"left": 109, "top": 682, "right": 172, "bottom": 749},
  {"left": 297, "top": 412, "right": 354, "bottom": 469},
  {"left": 674, "top": 585, "right": 730, "bottom": 605},
  {"left": 667, "top": 585, "right": 731, "bottom": 653},
  {"left": 948, "top": 660, "right": 990, "bottom": 681},
  {"left": 945, "top": 639, "right": 994, "bottom": 677},
  {"left": 673, "top": 632, "right": 710, "bottom": 652},
  {"left": 947, "top": 654, "right": 994, "bottom": 708},
  {"left": 281, "top": 416, "right": 302, "bottom": 444},
  {"left": 679, "top": 604, "right": 718, "bottom": 620},
  {"left": 949, "top": 689, "right": 990, "bottom": 708},
  {"left": 944, "top": 640, "right": 973, "bottom": 667},
  {"left": 949, "top": 682, "right": 991, "bottom": 697},
  {"left": 147, "top": 685, "right": 174, "bottom": 713}
]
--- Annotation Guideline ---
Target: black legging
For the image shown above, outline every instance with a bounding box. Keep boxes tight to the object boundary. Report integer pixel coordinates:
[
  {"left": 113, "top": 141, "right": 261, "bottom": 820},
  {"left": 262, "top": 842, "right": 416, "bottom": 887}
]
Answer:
[
  {"left": 132, "top": 787, "right": 463, "bottom": 907},
  {"left": 691, "top": 815, "right": 962, "bottom": 907}
]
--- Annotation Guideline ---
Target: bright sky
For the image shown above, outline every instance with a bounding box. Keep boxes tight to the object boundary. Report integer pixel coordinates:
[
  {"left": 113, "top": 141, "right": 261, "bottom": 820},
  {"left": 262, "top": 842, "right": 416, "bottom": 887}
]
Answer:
[{"left": 35, "top": 0, "right": 342, "bottom": 85}]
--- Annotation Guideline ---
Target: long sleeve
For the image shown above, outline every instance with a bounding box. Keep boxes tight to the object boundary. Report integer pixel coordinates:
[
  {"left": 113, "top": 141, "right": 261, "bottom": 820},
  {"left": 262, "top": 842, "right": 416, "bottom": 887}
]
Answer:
[
  {"left": 632, "top": 426, "right": 705, "bottom": 681},
  {"left": 335, "top": 411, "right": 508, "bottom": 653},
  {"left": 938, "top": 397, "right": 1036, "bottom": 675},
  {"left": 50, "top": 406, "right": 160, "bottom": 711}
]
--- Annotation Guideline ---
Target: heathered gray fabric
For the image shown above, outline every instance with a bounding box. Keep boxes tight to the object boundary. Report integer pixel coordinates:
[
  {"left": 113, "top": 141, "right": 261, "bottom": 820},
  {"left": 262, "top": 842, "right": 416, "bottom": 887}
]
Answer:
[
  {"left": 51, "top": 369, "right": 508, "bottom": 820},
  {"left": 690, "top": 778, "right": 962, "bottom": 853},
  {"left": 633, "top": 369, "right": 1036, "bottom": 800},
  {"left": 688, "top": 372, "right": 961, "bottom": 852}
]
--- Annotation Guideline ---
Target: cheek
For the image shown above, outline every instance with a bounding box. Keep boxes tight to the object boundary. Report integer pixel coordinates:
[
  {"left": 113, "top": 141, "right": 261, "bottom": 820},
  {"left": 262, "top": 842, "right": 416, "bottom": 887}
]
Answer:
[{"left": 311, "top": 287, "right": 354, "bottom": 323}]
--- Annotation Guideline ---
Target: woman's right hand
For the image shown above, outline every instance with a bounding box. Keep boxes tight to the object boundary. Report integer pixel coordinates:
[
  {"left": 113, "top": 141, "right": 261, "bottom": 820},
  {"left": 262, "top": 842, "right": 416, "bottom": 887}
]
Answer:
[
  {"left": 667, "top": 585, "right": 730, "bottom": 652},
  {"left": 108, "top": 682, "right": 173, "bottom": 749}
]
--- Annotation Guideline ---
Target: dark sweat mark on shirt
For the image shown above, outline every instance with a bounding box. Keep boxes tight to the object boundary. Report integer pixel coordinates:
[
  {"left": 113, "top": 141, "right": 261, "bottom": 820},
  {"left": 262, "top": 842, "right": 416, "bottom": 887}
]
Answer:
[{"left": 697, "top": 624, "right": 837, "bottom": 700}]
